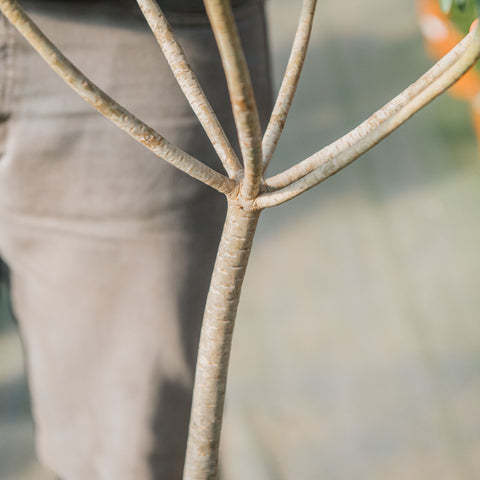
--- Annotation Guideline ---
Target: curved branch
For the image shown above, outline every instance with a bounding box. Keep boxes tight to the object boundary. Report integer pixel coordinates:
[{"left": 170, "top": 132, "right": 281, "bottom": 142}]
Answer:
[
  {"left": 136, "top": 0, "right": 242, "bottom": 178},
  {"left": 204, "top": 0, "right": 263, "bottom": 199},
  {"left": 256, "top": 26, "right": 480, "bottom": 209},
  {"left": 0, "top": 0, "right": 236, "bottom": 195},
  {"left": 262, "top": 0, "right": 317, "bottom": 172},
  {"left": 265, "top": 26, "right": 477, "bottom": 192}
]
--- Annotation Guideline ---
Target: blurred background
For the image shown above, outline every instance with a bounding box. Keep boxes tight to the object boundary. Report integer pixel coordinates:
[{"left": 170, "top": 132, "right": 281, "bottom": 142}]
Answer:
[{"left": 2, "top": 0, "right": 480, "bottom": 478}]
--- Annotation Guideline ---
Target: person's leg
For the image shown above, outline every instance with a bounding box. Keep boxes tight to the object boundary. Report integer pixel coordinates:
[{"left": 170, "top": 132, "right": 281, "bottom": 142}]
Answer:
[{"left": 0, "top": 1, "right": 271, "bottom": 479}]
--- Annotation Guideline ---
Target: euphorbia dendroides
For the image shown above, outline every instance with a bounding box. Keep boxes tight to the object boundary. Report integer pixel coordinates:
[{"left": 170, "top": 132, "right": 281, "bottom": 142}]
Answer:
[{"left": 0, "top": 0, "right": 479, "bottom": 479}]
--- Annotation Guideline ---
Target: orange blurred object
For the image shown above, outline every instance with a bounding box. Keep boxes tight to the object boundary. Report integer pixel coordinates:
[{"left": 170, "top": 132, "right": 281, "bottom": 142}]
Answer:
[{"left": 418, "top": 0, "right": 480, "bottom": 143}]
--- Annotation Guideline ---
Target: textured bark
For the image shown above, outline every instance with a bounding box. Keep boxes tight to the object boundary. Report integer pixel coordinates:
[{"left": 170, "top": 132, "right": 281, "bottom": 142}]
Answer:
[
  {"left": 262, "top": 0, "right": 317, "bottom": 172},
  {"left": 0, "top": 0, "right": 235, "bottom": 195},
  {"left": 136, "top": 0, "right": 242, "bottom": 178},
  {"left": 1, "top": 0, "right": 480, "bottom": 478},
  {"left": 257, "top": 24, "right": 480, "bottom": 208},
  {"left": 183, "top": 201, "right": 260, "bottom": 480},
  {"left": 204, "top": 0, "right": 263, "bottom": 199}
]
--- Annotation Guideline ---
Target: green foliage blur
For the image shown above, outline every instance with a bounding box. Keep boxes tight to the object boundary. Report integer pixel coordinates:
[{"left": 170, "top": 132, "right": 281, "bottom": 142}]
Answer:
[
  {"left": 448, "top": 0, "right": 478, "bottom": 34},
  {"left": 439, "top": 0, "right": 480, "bottom": 15}
]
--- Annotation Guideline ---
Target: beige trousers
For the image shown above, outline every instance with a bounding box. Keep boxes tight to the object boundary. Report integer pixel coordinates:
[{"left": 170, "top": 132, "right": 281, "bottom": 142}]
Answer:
[{"left": 0, "top": 2, "right": 271, "bottom": 478}]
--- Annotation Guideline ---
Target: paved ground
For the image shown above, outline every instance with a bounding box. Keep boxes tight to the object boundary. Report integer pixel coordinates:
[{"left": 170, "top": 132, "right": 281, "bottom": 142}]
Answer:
[{"left": 2, "top": 0, "right": 480, "bottom": 479}]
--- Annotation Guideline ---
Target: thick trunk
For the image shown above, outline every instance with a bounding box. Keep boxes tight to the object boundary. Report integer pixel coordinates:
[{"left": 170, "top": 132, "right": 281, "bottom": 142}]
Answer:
[{"left": 183, "top": 201, "right": 260, "bottom": 480}]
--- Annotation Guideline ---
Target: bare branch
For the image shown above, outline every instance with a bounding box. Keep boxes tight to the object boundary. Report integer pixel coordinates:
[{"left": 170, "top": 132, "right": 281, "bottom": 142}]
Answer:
[
  {"left": 136, "top": 0, "right": 242, "bottom": 178},
  {"left": 204, "top": 0, "right": 263, "bottom": 199},
  {"left": 0, "top": 0, "right": 236, "bottom": 195},
  {"left": 265, "top": 26, "right": 476, "bottom": 192},
  {"left": 255, "top": 26, "right": 480, "bottom": 209},
  {"left": 262, "top": 0, "right": 317, "bottom": 172}
]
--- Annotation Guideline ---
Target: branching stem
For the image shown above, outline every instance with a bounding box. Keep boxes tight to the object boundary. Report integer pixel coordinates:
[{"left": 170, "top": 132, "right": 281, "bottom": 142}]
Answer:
[
  {"left": 0, "top": 0, "right": 236, "bottom": 195},
  {"left": 136, "top": 0, "right": 242, "bottom": 178},
  {"left": 204, "top": 0, "right": 263, "bottom": 199},
  {"left": 2, "top": 0, "right": 478, "bottom": 479},
  {"left": 256, "top": 25, "right": 480, "bottom": 208},
  {"left": 262, "top": 0, "right": 317, "bottom": 172}
]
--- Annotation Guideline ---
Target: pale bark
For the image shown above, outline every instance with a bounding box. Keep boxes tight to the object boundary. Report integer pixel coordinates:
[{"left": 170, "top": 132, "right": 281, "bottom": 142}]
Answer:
[
  {"left": 203, "top": 0, "right": 263, "bottom": 199},
  {"left": 183, "top": 201, "right": 260, "bottom": 480},
  {"left": 264, "top": 24, "right": 476, "bottom": 193},
  {"left": 262, "top": 0, "right": 317, "bottom": 172},
  {"left": 136, "top": 0, "right": 242, "bottom": 178},
  {"left": 1, "top": 0, "right": 479, "bottom": 479},
  {"left": 256, "top": 25, "right": 480, "bottom": 208},
  {"left": 0, "top": 0, "right": 236, "bottom": 195}
]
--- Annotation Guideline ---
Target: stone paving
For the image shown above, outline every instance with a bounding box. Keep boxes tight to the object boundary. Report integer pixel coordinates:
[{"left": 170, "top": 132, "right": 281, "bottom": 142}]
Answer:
[{"left": 2, "top": 0, "right": 480, "bottom": 479}]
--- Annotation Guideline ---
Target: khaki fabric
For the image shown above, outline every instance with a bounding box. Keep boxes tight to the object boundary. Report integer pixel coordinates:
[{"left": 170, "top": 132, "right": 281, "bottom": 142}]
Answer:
[{"left": 0, "top": 2, "right": 271, "bottom": 479}]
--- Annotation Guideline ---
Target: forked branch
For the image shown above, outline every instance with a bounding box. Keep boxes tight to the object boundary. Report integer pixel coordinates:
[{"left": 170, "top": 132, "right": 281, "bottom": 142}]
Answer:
[
  {"left": 255, "top": 26, "right": 480, "bottom": 208},
  {"left": 2, "top": 1, "right": 479, "bottom": 479},
  {"left": 262, "top": 0, "right": 317, "bottom": 172},
  {"left": 136, "top": 0, "right": 242, "bottom": 178},
  {"left": 0, "top": 0, "right": 236, "bottom": 195},
  {"left": 204, "top": 0, "right": 263, "bottom": 199}
]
